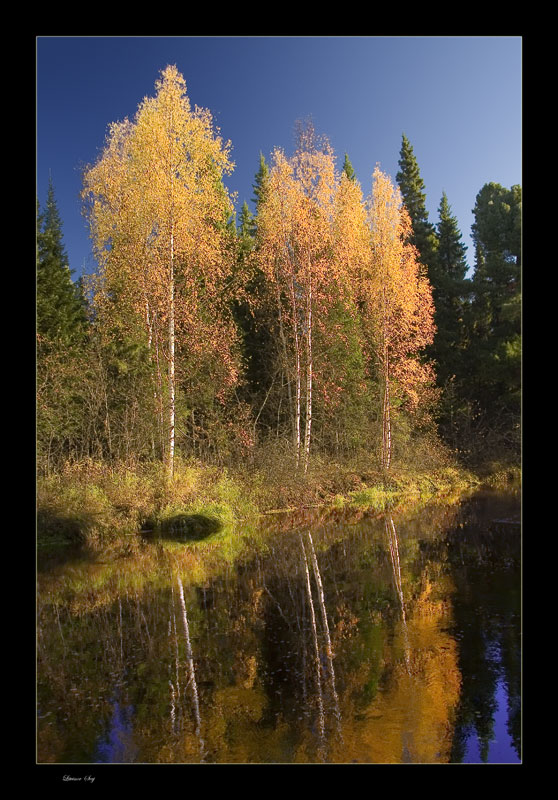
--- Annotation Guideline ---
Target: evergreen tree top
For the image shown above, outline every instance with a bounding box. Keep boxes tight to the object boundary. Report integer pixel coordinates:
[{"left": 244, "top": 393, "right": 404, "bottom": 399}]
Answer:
[
  {"left": 436, "top": 191, "right": 468, "bottom": 282},
  {"left": 252, "top": 152, "right": 270, "bottom": 209},
  {"left": 37, "top": 178, "right": 88, "bottom": 349},
  {"left": 238, "top": 200, "right": 254, "bottom": 238},
  {"left": 41, "top": 176, "right": 71, "bottom": 273},
  {"left": 396, "top": 134, "right": 429, "bottom": 223},
  {"left": 395, "top": 133, "right": 437, "bottom": 270},
  {"left": 342, "top": 153, "right": 356, "bottom": 182}
]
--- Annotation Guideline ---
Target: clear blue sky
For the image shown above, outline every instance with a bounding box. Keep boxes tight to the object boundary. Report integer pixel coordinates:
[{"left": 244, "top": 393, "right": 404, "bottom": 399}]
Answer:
[{"left": 37, "top": 35, "right": 522, "bottom": 279}]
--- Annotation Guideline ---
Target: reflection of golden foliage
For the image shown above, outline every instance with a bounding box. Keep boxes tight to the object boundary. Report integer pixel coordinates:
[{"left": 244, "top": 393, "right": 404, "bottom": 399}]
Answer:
[
  {"left": 327, "top": 612, "right": 461, "bottom": 763},
  {"left": 252, "top": 587, "right": 265, "bottom": 615},
  {"left": 243, "top": 655, "right": 258, "bottom": 690},
  {"left": 214, "top": 685, "right": 266, "bottom": 724},
  {"left": 231, "top": 650, "right": 259, "bottom": 690},
  {"left": 410, "top": 573, "right": 454, "bottom": 619},
  {"left": 334, "top": 603, "right": 360, "bottom": 640},
  {"left": 37, "top": 722, "right": 65, "bottom": 763}
]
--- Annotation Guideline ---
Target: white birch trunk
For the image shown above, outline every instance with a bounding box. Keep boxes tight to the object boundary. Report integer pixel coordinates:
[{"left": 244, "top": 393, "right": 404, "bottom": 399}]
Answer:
[
  {"left": 382, "top": 365, "right": 391, "bottom": 471},
  {"left": 381, "top": 286, "right": 391, "bottom": 471},
  {"left": 168, "top": 226, "right": 175, "bottom": 480},
  {"left": 303, "top": 283, "right": 313, "bottom": 474},
  {"left": 167, "top": 106, "right": 176, "bottom": 481},
  {"left": 275, "top": 277, "right": 294, "bottom": 439},
  {"left": 290, "top": 275, "right": 302, "bottom": 469}
]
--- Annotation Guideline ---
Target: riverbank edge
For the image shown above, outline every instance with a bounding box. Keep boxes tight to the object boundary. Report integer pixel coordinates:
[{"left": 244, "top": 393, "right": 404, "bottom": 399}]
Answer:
[{"left": 36, "top": 456, "right": 521, "bottom": 553}]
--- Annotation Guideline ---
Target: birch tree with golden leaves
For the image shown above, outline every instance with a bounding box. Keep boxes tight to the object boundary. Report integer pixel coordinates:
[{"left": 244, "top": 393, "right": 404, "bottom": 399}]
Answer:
[
  {"left": 364, "top": 167, "right": 436, "bottom": 470},
  {"left": 82, "top": 66, "right": 238, "bottom": 477},
  {"left": 256, "top": 122, "right": 338, "bottom": 472}
]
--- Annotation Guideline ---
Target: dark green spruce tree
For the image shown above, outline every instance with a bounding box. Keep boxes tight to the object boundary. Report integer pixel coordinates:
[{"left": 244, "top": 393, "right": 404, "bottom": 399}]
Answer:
[
  {"left": 396, "top": 134, "right": 439, "bottom": 277},
  {"left": 431, "top": 192, "right": 473, "bottom": 446},
  {"left": 231, "top": 157, "right": 275, "bottom": 437},
  {"left": 434, "top": 194, "right": 471, "bottom": 380},
  {"left": 37, "top": 177, "right": 90, "bottom": 471},
  {"left": 464, "top": 182, "right": 521, "bottom": 454},
  {"left": 342, "top": 153, "right": 356, "bottom": 182},
  {"left": 37, "top": 177, "right": 88, "bottom": 353}
]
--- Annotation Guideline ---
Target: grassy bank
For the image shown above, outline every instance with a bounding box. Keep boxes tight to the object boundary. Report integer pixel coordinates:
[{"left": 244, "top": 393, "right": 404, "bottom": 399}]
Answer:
[{"left": 36, "top": 450, "right": 520, "bottom": 554}]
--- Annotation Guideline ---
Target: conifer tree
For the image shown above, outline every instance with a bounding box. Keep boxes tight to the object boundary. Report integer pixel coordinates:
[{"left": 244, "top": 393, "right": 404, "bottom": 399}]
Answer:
[
  {"left": 342, "top": 153, "right": 356, "bottom": 182},
  {"left": 37, "top": 177, "right": 88, "bottom": 352},
  {"left": 251, "top": 152, "right": 270, "bottom": 231},
  {"left": 238, "top": 201, "right": 254, "bottom": 241},
  {"left": 465, "top": 182, "right": 521, "bottom": 449},
  {"left": 395, "top": 134, "right": 438, "bottom": 276},
  {"left": 36, "top": 178, "right": 90, "bottom": 470},
  {"left": 433, "top": 191, "right": 470, "bottom": 386}
]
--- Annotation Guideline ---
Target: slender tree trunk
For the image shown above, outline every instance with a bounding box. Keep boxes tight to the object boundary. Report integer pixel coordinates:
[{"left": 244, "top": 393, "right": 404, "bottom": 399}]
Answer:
[
  {"left": 289, "top": 275, "right": 302, "bottom": 469},
  {"left": 167, "top": 106, "right": 176, "bottom": 481},
  {"left": 306, "top": 532, "right": 341, "bottom": 727},
  {"left": 385, "top": 515, "right": 411, "bottom": 674},
  {"left": 145, "top": 297, "right": 153, "bottom": 349},
  {"left": 382, "top": 362, "right": 391, "bottom": 471},
  {"left": 295, "top": 335, "right": 301, "bottom": 469},
  {"left": 303, "top": 281, "right": 313, "bottom": 474},
  {"left": 381, "top": 288, "right": 392, "bottom": 471},
  {"left": 176, "top": 574, "right": 203, "bottom": 750},
  {"left": 153, "top": 314, "right": 165, "bottom": 461},
  {"left": 167, "top": 205, "right": 175, "bottom": 478},
  {"left": 103, "top": 373, "right": 113, "bottom": 459},
  {"left": 275, "top": 277, "right": 294, "bottom": 440},
  {"left": 300, "top": 535, "right": 325, "bottom": 747}
]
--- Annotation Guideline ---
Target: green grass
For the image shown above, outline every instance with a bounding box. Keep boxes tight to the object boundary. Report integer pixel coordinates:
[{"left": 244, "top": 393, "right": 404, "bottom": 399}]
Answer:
[
  {"left": 36, "top": 453, "right": 519, "bottom": 617},
  {"left": 36, "top": 452, "right": 515, "bottom": 556}
]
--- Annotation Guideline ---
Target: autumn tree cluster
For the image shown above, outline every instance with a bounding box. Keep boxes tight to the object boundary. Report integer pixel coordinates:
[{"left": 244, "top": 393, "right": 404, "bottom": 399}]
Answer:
[{"left": 37, "top": 66, "right": 520, "bottom": 478}]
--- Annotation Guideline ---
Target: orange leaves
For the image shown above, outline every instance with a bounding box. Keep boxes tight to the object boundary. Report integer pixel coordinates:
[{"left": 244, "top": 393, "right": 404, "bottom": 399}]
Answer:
[
  {"left": 256, "top": 139, "right": 341, "bottom": 329},
  {"left": 364, "top": 166, "right": 436, "bottom": 415},
  {"left": 81, "top": 66, "right": 241, "bottom": 421}
]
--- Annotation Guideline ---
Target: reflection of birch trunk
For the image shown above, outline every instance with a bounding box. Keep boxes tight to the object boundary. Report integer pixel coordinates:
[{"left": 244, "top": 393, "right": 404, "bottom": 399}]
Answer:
[
  {"left": 385, "top": 516, "right": 405, "bottom": 619},
  {"left": 176, "top": 574, "right": 204, "bottom": 754},
  {"left": 168, "top": 675, "right": 176, "bottom": 732},
  {"left": 118, "top": 597, "right": 123, "bottom": 663},
  {"left": 385, "top": 515, "right": 411, "bottom": 673},
  {"left": 168, "top": 587, "right": 181, "bottom": 733},
  {"left": 306, "top": 532, "right": 341, "bottom": 728},
  {"left": 300, "top": 535, "right": 325, "bottom": 747},
  {"left": 301, "top": 584, "right": 307, "bottom": 707}
]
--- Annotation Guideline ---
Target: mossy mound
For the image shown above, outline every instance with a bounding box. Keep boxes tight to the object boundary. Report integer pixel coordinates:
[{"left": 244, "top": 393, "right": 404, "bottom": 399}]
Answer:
[{"left": 148, "top": 512, "right": 223, "bottom": 542}]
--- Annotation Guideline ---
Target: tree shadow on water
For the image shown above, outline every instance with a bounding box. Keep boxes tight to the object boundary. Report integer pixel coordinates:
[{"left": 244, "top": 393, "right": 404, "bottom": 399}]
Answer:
[{"left": 36, "top": 509, "right": 99, "bottom": 571}]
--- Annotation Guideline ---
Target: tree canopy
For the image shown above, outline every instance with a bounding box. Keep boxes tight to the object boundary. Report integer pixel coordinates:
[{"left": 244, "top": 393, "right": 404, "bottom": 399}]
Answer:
[{"left": 37, "top": 69, "right": 521, "bottom": 476}]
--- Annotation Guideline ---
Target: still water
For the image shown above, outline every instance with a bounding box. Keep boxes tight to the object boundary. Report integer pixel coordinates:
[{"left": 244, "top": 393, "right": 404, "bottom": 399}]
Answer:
[{"left": 37, "top": 487, "right": 521, "bottom": 764}]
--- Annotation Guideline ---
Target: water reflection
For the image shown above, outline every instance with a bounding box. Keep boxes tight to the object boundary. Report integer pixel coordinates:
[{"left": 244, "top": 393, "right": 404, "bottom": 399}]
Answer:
[
  {"left": 37, "top": 488, "right": 521, "bottom": 764},
  {"left": 95, "top": 693, "right": 138, "bottom": 763}
]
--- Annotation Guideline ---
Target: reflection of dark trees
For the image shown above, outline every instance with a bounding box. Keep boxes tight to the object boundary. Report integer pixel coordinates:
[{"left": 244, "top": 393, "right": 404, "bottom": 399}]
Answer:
[{"left": 447, "top": 491, "right": 521, "bottom": 762}]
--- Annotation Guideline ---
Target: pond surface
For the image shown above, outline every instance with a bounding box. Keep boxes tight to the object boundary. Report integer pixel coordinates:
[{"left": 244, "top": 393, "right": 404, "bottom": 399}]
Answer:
[{"left": 37, "top": 486, "right": 521, "bottom": 764}]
